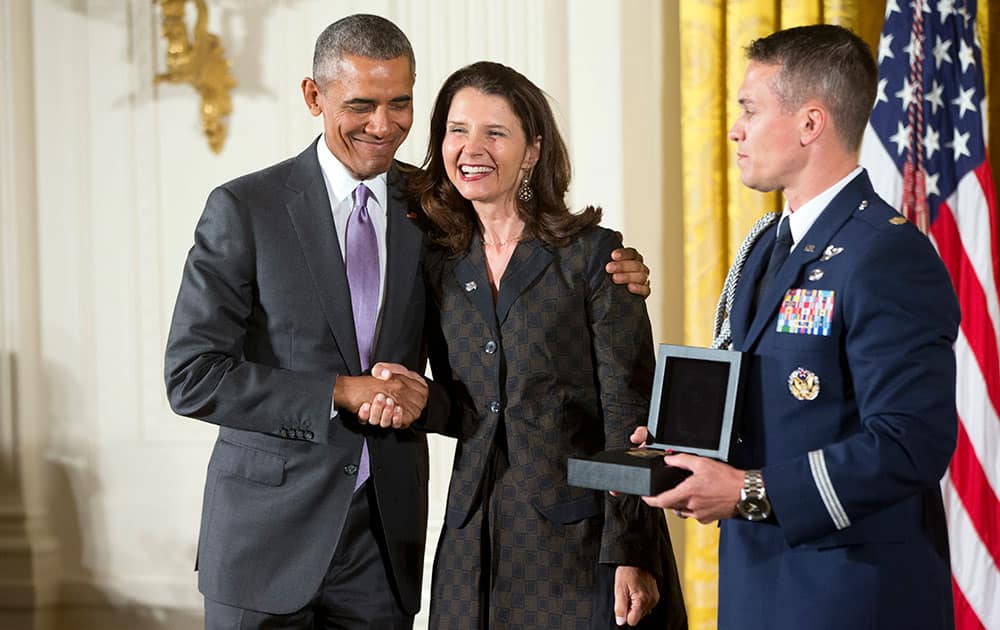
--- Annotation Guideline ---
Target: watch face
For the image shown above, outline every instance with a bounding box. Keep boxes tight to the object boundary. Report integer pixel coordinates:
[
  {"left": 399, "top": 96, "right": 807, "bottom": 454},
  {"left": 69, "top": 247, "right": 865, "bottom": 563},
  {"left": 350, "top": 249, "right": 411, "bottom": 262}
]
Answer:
[{"left": 738, "top": 497, "right": 771, "bottom": 521}]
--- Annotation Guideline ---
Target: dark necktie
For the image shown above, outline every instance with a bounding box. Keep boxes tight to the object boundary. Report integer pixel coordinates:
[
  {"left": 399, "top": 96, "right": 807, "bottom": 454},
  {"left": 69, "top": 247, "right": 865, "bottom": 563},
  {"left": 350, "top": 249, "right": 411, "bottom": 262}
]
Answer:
[
  {"left": 755, "top": 216, "right": 793, "bottom": 307},
  {"left": 346, "top": 183, "right": 379, "bottom": 490}
]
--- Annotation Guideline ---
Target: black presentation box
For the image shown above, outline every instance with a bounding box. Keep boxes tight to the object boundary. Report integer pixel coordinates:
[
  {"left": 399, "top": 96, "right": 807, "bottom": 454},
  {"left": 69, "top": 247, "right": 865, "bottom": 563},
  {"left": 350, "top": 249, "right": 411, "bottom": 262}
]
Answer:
[{"left": 567, "top": 344, "right": 746, "bottom": 496}]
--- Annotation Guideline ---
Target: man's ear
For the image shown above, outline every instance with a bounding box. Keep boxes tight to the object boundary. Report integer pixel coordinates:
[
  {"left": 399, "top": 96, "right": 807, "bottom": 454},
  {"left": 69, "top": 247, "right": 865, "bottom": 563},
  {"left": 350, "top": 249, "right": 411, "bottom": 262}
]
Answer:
[
  {"left": 799, "top": 104, "right": 826, "bottom": 146},
  {"left": 302, "top": 78, "right": 323, "bottom": 117}
]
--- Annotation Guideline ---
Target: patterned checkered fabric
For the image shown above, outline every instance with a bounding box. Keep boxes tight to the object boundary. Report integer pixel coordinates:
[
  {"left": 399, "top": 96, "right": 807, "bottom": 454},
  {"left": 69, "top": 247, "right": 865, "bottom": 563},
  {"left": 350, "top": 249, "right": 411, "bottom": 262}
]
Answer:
[{"left": 424, "top": 226, "right": 687, "bottom": 629}]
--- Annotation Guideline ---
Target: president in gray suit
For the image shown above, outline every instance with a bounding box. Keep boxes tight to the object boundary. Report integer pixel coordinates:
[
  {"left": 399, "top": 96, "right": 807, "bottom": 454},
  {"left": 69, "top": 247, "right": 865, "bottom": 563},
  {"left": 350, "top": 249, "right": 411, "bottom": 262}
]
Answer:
[
  {"left": 165, "top": 14, "right": 650, "bottom": 630},
  {"left": 166, "top": 15, "right": 438, "bottom": 629}
]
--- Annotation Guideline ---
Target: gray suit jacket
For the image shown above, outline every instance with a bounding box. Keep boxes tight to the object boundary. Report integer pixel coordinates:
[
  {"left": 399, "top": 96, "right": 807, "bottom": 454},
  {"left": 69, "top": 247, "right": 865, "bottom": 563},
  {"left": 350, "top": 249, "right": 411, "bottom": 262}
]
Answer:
[{"left": 164, "top": 138, "right": 443, "bottom": 615}]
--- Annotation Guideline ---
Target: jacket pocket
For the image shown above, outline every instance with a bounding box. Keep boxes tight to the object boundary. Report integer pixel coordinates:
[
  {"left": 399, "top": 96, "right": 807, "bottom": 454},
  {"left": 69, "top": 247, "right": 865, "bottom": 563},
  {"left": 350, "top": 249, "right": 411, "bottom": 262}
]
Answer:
[
  {"left": 805, "top": 511, "right": 905, "bottom": 550},
  {"left": 531, "top": 493, "right": 603, "bottom": 525},
  {"left": 209, "top": 439, "right": 286, "bottom": 486}
]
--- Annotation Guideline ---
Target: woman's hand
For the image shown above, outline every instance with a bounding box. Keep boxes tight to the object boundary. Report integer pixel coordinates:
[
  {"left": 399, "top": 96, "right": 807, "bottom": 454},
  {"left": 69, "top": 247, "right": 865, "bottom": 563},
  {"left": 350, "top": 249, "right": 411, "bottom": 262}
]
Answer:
[{"left": 614, "top": 565, "right": 659, "bottom": 626}]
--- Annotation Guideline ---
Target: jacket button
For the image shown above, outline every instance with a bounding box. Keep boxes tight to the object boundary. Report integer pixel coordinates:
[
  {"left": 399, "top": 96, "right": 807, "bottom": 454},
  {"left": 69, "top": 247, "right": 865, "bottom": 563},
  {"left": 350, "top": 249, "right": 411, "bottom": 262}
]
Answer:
[
  {"left": 344, "top": 464, "right": 358, "bottom": 476},
  {"left": 484, "top": 340, "right": 497, "bottom": 354},
  {"left": 489, "top": 401, "right": 501, "bottom": 413}
]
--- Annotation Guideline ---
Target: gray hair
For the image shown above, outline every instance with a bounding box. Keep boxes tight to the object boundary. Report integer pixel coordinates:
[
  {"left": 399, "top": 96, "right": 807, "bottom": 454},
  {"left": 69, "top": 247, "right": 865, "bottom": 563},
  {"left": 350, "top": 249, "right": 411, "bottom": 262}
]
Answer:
[{"left": 312, "top": 14, "right": 415, "bottom": 85}]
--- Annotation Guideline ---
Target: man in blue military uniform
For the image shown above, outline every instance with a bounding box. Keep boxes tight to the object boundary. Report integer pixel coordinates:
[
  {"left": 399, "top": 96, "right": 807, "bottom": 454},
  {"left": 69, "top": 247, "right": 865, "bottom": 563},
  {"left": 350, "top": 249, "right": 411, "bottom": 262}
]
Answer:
[{"left": 638, "top": 24, "right": 960, "bottom": 630}]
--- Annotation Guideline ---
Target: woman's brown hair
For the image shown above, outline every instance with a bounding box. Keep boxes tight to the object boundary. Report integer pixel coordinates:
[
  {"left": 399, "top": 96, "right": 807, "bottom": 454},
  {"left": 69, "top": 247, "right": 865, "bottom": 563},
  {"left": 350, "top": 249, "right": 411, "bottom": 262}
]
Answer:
[{"left": 412, "top": 61, "right": 600, "bottom": 256}]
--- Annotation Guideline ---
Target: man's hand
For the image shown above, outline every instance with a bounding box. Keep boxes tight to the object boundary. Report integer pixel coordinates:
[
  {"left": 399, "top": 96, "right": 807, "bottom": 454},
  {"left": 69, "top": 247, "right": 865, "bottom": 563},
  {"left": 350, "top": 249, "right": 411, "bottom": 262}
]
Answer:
[
  {"left": 362, "top": 362, "right": 428, "bottom": 428},
  {"left": 614, "top": 566, "right": 659, "bottom": 626},
  {"left": 641, "top": 453, "right": 744, "bottom": 523},
  {"left": 333, "top": 363, "right": 428, "bottom": 429},
  {"left": 607, "top": 246, "right": 651, "bottom": 298}
]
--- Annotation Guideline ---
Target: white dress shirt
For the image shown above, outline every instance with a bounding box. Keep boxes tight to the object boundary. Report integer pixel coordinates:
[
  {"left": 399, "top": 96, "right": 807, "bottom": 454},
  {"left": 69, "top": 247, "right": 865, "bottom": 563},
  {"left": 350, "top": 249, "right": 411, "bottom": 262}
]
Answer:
[
  {"left": 316, "top": 134, "right": 389, "bottom": 303},
  {"left": 316, "top": 135, "right": 390, "bottom": 415},
  {"left": 782, "top": 166, "right": 863, "bottom": 251}
]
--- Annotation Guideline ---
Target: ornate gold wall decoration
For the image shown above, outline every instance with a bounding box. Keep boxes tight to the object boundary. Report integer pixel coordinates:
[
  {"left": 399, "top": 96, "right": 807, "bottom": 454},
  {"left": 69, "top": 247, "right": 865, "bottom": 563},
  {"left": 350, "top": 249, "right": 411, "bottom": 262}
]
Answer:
[{"left": 153, "top": 0, "right": 236, "bottom": 153}]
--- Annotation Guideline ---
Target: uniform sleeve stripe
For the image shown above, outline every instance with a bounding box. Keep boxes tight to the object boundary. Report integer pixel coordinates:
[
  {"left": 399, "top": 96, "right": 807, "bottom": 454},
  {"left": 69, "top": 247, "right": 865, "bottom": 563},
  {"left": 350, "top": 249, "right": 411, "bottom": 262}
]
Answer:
[{"left": 808, "top": 449, "right": 851, "bottom": 530}]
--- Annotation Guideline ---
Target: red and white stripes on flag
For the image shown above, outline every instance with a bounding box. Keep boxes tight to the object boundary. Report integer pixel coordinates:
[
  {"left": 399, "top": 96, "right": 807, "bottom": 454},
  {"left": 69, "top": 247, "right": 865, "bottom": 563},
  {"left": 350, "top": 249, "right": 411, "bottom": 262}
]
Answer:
[{"left": 860, "top": 1, "right": 999, "bottom": 628}]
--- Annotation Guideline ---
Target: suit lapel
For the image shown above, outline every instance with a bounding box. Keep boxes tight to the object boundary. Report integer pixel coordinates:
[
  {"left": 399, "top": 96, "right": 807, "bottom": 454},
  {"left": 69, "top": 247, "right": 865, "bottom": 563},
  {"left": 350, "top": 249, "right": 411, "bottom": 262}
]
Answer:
[
  {"left": 731, "top": 229, "right": 772, "bottom": 350},
  {"left": 743, "top": 172, "right": 868, "bottom": 348},
  {"left": 284, "top": 139, "right": 362, "bottom": 374},
  {"left": 495, "top": 238, "right": 554, "bottom": 325},
  {"left": 453, "top": 233, "right": 498, "bottom": 336},
  {"left": 372, "top": 164, "right": 422, "bottom": 362}
]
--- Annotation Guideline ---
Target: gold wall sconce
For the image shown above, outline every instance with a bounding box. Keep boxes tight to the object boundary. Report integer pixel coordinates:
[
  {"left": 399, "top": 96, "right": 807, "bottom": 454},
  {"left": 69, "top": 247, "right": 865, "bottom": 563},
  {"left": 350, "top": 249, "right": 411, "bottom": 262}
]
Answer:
[{"left": 153, "top": 0, "right": 236, "bottom": 154}]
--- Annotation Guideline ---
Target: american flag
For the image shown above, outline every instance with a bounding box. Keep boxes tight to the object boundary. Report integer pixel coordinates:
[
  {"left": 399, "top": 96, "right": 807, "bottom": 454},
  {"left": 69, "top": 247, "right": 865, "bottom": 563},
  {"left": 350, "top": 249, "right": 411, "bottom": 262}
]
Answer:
[{"left": 860, "top": 1, "right": 999, "bottom": 628}]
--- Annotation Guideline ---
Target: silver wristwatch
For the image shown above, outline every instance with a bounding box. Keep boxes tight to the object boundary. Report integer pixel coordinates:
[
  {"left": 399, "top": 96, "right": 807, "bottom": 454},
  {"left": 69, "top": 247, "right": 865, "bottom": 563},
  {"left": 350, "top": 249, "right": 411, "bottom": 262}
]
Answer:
[{"left": 736, "top": 469, "right": 772, "bottom": 521}]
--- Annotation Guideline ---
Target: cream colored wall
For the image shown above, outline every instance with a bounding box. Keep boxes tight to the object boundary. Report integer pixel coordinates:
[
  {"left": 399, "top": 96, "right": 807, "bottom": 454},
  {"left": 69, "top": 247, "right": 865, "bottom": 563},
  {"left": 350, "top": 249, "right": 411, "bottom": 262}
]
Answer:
[
  {"left": 0, "top": 1, "right": 682, "bottom": 628},
  {"left": 0, "top": 0, "right": 60, "bottom": 628}
]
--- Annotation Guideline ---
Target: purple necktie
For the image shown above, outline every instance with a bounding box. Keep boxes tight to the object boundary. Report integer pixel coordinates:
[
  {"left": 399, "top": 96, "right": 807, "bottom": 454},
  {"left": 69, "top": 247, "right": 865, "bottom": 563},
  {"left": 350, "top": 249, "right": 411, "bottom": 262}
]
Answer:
[{"left": 346, "top": 183, "right": 379, "bottom": 490}]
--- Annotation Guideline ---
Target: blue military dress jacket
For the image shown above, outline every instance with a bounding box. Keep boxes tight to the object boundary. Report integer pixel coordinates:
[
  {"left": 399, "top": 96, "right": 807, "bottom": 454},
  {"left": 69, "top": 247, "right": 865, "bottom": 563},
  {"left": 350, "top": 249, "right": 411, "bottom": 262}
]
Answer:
[{"left": 719, "top": 170, "right": 960, "bottom": 630}]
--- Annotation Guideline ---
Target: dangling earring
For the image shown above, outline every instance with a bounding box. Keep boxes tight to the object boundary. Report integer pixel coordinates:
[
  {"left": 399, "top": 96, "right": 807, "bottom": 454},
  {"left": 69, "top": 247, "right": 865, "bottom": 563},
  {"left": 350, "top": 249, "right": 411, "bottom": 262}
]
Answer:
[{"left": 517, "top": 172, "right": 534, "bottom": 202}]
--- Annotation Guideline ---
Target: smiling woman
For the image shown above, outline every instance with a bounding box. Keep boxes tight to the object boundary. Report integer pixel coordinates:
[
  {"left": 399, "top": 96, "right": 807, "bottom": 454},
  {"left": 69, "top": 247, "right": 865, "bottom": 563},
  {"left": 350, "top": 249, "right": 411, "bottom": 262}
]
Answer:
[
  {"left": 438, "top": 87, "right": 540, "bottom": 287},
  {"left": 413, "top": 62, "right": 602, "bottom": 259},
  {"left": 442, "top": 87, "right": 539, "bottom": 211},
  {"left": 406, "top": 61, "right": 688, "bottom": 630}
]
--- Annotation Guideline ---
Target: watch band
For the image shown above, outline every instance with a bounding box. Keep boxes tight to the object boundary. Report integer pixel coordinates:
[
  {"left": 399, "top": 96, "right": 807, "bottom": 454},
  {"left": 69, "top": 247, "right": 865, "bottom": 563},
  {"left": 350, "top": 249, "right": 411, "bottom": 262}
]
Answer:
[
  {"left": 744, "top": 470, "right": 765, "bottom": 499},
  {"left": 737, "top": 469, "right": 772, "bottom": 521}
]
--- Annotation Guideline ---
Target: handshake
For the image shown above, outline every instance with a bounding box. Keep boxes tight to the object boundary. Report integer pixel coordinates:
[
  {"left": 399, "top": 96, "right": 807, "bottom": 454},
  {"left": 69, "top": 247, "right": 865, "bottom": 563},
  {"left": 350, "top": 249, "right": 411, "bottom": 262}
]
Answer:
[{"left": 333, "top": 362, "right": 428, "bottom": 429}]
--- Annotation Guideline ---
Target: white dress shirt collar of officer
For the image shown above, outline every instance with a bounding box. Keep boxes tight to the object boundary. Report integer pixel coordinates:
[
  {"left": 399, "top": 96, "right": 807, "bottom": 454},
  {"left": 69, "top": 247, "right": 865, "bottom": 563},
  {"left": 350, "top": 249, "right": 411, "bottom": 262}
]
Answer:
[{"left": 782, "top": 165, "right": 863, "bottom": 252}]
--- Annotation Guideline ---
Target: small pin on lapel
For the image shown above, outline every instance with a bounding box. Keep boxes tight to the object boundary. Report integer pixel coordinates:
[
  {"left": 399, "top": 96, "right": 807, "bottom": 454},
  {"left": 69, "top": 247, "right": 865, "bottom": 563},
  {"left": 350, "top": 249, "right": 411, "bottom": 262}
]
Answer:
[
  {"left": 889, "top": 216, "right": 907, "bottom": 225},
  {"left": 803, "top": 244, "right": 816, "bottom": 253},
  {"left": 820, "top": 245, "right": 844, "bottom": 261},
  {"left": 464, "top": 280, "right": 478, "bottom": 292},
  {"left": 858, "top": 200, "right": 869, "bottom": 211}
]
